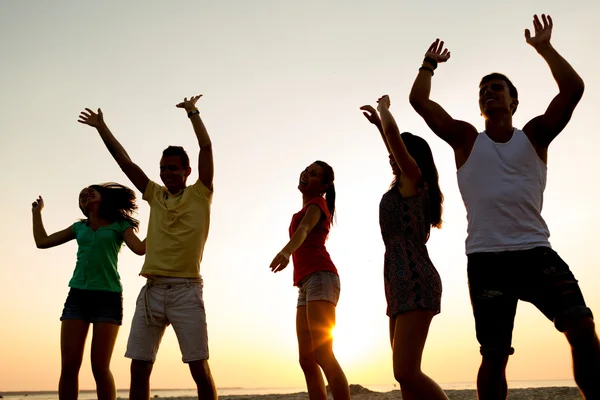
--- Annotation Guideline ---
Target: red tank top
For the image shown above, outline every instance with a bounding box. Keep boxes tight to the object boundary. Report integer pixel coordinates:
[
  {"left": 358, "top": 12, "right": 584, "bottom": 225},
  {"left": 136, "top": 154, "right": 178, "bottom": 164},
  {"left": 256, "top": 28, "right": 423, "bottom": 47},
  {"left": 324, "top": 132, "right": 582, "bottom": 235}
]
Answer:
[{"left": 289, "top": 196, "right": 338, "bottom": 286}]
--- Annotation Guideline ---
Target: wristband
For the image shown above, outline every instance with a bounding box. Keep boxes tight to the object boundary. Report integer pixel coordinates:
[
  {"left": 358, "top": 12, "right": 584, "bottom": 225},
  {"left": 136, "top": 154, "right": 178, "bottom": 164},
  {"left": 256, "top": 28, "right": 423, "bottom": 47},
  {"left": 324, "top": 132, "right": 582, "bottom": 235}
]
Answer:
[
  {"left": 419, "top": 66, "right": 434, "bottom": 76},
  {"left": 187, "top": 109, "right": 200, "bottom": 118},
  {"left": 423, "top": 57, "right": 438, "bottom": 70}
]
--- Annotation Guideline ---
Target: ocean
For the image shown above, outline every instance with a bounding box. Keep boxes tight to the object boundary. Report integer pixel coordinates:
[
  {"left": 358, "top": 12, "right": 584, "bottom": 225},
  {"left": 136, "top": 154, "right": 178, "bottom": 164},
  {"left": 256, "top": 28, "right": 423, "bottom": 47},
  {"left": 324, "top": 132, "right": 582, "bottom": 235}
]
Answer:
[{"left": 0, "top": 380, "right": 577, "bottom": 400}]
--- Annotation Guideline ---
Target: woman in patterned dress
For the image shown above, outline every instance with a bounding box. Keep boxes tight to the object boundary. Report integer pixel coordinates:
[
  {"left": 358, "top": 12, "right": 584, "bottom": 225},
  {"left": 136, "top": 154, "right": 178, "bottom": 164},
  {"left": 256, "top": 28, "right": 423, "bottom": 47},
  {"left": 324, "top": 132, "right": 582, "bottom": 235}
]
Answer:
[{"left": 361, "top": 95, "right": 447, "bottom": 399}]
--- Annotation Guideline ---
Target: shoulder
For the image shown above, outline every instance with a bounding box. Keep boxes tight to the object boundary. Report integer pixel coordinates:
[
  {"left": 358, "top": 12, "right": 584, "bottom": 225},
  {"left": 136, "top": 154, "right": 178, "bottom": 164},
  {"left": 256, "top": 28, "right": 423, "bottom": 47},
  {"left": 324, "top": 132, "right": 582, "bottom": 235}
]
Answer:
[
  {"left": 304, "top": 197, "right": 330, "bottom": 221},
  {"left": 188, "top": 179, "right": 214, "bottom": 202},
  {"left": 143, "top": 180, "right": 164, "bottom": 202}
]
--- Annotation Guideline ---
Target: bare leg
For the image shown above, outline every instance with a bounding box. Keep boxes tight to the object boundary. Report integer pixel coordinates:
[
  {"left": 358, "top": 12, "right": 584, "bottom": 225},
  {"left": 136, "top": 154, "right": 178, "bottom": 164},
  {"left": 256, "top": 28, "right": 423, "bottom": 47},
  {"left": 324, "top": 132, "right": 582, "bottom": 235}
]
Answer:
[
  {"left": 564, "top": 316, "right": 600, "bottom": 399},
  {"left": 90, "top": 323, "right": 119, "bottom": 400},
  {"left": 297, "top": 305, "right": 327, "bottom": 400},
  {"left": 391, "top": 310, "right": 448, "bottom": 400},
  {"left": 306, "top": 301, "right": 350, "bottom": 400},
  {"left": 476, "top": 355, "right": 509, "bottom": 400},
  {"left": 189, "top": 359, "right": 218, "bottom": 400},
  {"left": 129, "top": 360, "right": 153, "bottom": 400},
  {"left": 59, "top": 320, "right": 90, "bottom": 400}
]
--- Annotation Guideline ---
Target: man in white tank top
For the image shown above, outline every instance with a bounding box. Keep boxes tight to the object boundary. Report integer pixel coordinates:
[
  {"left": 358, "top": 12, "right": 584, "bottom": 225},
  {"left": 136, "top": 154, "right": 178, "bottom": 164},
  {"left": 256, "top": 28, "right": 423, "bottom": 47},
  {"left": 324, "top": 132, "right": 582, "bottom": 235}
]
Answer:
[{"left": 409, "top": 14, "right": 599, "bottom": 400}]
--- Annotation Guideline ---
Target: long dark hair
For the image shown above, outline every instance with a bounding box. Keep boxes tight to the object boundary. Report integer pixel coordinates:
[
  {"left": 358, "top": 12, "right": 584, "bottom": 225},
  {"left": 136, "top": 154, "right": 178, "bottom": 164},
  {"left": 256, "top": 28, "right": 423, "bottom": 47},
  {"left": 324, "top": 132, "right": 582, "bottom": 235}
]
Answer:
[
  {"left": 314, "top": 160, "right": 336, "bottom": 223},
  {"left": 390, "top": 133, "right": 443, "bottom": 228},
  {"left": 80, "top": 183, "right": 140, "bottom": 231}
]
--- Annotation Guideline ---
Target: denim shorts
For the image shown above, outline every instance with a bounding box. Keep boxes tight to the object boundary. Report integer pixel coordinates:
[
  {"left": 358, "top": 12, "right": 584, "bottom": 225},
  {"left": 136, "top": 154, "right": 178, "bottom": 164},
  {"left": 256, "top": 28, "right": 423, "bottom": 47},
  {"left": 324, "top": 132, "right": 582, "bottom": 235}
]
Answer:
[
  {"left": 468, "top": 246, "right": 593, "bottom": 357},
  {"left": 297, "top": 271, "right": 341, "bottom": 307},
  {"left": 60, "top": 287, "right": 123, "bottom": 325}
]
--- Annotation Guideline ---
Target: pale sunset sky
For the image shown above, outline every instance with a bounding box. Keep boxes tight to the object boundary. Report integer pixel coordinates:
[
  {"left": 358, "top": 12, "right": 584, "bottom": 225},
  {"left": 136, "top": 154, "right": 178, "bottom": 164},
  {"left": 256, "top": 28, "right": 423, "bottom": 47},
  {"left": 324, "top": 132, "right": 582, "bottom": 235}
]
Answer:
[{"left": 2, "top": 0, "right": 600, "bottom": 393}]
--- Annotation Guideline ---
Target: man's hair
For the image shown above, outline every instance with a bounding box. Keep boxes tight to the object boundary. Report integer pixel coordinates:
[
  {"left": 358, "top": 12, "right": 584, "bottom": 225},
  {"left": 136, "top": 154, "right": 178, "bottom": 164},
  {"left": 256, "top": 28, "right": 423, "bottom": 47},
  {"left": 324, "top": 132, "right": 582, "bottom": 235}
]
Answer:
[
  {"left": 162, "top": 146, "right": 190, "bottom": 169},
  {"left": 480, "top": 73, "right": 518, "bottom": 99}
]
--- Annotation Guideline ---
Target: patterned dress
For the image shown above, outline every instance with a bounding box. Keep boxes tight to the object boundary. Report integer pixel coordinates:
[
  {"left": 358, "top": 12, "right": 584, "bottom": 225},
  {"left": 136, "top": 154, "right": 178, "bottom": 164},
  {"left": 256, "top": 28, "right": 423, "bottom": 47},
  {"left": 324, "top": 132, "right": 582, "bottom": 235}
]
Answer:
[{"left": 379, "top": 183, "right": 442, "bottom": 317}]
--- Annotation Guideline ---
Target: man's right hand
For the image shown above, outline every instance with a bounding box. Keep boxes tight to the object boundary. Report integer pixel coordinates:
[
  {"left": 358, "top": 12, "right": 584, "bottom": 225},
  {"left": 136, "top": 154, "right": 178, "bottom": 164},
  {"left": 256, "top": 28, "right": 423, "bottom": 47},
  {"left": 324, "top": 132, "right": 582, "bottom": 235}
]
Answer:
[
  {"left": 78, "top": 108, "right": 105, "bottom": 128},
  {"left": 424, "top": 39, "right": 451, "bottom": 65}
]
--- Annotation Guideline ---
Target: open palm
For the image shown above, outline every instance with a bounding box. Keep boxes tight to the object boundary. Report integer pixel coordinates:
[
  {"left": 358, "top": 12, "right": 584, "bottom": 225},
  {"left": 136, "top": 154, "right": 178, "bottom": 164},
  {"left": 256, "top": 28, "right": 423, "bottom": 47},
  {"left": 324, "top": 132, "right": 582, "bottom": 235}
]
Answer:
[
  {"left": 425, "top": 38, "right": 451, "bottom": 63},
  {"left": 525, "top": 14, "right": 553, "bottom": 49}
]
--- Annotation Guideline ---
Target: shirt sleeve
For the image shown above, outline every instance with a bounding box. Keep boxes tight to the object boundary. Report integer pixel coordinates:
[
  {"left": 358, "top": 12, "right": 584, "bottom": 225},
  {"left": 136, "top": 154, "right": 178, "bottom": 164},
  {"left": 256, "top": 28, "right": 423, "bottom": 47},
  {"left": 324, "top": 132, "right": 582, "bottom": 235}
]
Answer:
[
  {"left": 305, "top": 196, "right": 330, "bottom": 220},
  {"left": 118, "top": 220, "right": 133, "bottom": 233},
  {"left": 190, "top": 179, "right": 214, "bottom": 203},
  {"left": 142, "top": 180, "right": 162, "bottom": 205}
]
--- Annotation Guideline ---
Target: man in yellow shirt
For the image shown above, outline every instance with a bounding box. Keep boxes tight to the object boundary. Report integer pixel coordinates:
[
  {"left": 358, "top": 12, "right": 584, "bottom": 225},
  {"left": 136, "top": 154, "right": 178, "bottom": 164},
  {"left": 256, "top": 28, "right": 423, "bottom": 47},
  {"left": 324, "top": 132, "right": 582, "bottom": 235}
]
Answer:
[{"left": 78, "top": 95, "right": 216, "bottom": 400}]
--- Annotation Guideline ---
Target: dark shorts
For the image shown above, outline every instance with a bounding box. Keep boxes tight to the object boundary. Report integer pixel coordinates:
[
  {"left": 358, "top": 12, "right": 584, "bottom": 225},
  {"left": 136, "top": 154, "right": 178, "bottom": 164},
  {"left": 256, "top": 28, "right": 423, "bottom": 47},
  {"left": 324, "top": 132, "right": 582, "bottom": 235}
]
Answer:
[
  {"left": 468, "top": 246, "right": 592, "bottom": 358},
  {"left": 60, "top": 287, "right": 123, "bottom": 325}
]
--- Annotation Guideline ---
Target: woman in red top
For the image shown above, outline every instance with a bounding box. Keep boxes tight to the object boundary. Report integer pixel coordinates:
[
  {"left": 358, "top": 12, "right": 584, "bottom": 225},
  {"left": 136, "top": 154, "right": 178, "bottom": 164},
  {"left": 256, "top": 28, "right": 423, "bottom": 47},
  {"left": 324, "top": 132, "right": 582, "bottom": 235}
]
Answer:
[{"left": 270, "top": 160, "right": 349, "bottom": 400}]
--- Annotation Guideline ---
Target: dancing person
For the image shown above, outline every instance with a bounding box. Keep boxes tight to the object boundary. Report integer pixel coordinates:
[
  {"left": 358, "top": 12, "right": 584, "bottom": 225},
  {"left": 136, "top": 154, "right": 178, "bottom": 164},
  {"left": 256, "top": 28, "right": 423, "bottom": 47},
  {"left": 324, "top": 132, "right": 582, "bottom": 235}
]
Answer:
[
  {"left": 270, "top": 161, "right": 350, "bottom": 400},
  {"left": 78, "top": 94, "right": 218, "bottom": 400},
  {"left": 32, "top": 183, "right": 145, "bottom": 400},
  {"left": 409, "top": 14, "right": 600, "bottom": 400}
]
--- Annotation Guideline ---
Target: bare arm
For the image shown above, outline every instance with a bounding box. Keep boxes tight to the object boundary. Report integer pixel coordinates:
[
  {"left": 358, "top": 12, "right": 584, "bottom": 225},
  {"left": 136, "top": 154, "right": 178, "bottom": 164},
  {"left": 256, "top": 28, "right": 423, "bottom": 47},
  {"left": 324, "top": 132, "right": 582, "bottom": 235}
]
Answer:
[
  {"left": 31, "top": 196, "right": 75, "bottom": 249},
  {"left": 176, "top": 95, "right": 214, "bottom": 190},
  {"left": 270, "top": 204, "right": 323, "bottom": 273},
  {"left": 377, "top": 95, "right": 421, "bottom": 184},
  {"left": 409, "top": 39, "right": 477, "bottom": 148},
  {"left": 78, "top": 109, "right": 150, "bottom": 194},
  {"left": 122, "top": 228, "right": 146, "bottom": 255},
  {"left": 360, "top": 105, "right": 391, "bottom": 153},
  {"left": 522, "top": 14, "right": 585, "bottom": 147}
]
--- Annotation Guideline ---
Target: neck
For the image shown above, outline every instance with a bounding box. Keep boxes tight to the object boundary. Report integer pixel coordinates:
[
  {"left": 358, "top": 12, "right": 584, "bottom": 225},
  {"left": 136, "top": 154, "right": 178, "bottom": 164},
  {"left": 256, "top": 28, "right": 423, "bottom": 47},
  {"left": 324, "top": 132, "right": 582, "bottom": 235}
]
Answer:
[
  {"left": 302, "top": 193, "right": 321, "bottom": 206},
  {"left": 87, "top": 210, "right": 110, "bottom": 225},
  {"left": 484, "top": 113, "right": 514, "bottom": 142}
]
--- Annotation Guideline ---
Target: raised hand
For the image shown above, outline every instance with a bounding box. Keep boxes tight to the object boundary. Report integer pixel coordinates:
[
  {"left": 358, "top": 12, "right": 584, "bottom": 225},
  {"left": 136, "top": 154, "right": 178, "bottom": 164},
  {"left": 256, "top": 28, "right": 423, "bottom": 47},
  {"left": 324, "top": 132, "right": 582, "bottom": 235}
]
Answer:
[
  {"left": 78, "top": 108, "right": 105, "bottom": 128},
  {"left": 176, "top": 95, "right": 203, "bottom": 112},
  {"left": 32, "top": 195, "right": 44, "bottom": 213},
  {"left": 377, "top": 95, "right": 391, "bottom": 112},
  {"left": 525, "top": 14, "right": 553, "bottom": 50},
  {"left": 269, "top": 250, "right": 291, "bottom": 273},
  {"left": 425, "top": 39, "right": 451, "bottom": 64},
  {"left": 360, "top": 105, "right": 381, "bottom": 126}
]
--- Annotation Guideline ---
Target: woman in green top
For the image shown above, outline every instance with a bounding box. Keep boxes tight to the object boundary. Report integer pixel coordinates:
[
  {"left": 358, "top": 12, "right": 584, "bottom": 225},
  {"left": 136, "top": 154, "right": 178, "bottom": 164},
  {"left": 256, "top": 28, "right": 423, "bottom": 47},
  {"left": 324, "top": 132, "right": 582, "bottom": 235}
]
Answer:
[{"left": 32, "top": 183, "right": 145, "bottom": 400}]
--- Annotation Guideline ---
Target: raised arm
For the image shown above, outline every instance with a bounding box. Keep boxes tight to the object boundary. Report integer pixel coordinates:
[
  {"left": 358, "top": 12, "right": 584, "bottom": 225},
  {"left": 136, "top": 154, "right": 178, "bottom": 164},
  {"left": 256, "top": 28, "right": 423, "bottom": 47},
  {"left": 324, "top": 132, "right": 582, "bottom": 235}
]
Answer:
[
  {"left": 176, "top": 95, "right": 214, "bottom": 190},
  {"left": 360, "top": 105, "right": 391, "bottom": 154},
  {"left": 78, "top": 109, "right": 150, "bottom": 194},
  {"left": 522, "top": 14, "right": 585, "bottom": 148},
  {"left": 377, "top": 95, "right": 421, "bottom": 184},
  {"left": 269, "top": 204, "right": 322, "bottom": 273},
  {"left": 409, "top": 39, "right": 477, "bottom": 149},
  {"left": 31, "top": 196, "right": 75, "bottom": 249}
]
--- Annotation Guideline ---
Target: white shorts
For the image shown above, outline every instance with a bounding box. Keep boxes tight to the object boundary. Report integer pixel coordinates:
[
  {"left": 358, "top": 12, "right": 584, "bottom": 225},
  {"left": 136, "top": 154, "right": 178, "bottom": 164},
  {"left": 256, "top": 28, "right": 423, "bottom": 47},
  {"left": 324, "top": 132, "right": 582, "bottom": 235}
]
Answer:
[{"left": 125, "top": 276, "right": 209, "bottom": 363}]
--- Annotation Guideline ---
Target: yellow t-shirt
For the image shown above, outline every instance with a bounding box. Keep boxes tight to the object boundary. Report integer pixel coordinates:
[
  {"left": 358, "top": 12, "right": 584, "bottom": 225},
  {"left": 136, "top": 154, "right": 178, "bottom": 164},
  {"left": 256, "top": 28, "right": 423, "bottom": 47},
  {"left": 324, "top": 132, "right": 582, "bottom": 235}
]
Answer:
[{"left": 140, "top": 179, "right": 213, "bottom": 278}]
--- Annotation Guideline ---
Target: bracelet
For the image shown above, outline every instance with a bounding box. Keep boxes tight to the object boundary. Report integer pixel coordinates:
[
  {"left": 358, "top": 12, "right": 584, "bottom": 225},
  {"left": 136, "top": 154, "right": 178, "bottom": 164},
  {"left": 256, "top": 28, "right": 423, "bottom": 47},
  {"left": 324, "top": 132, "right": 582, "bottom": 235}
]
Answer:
[
  {"left": 187, "top": 109, "right": 200, "bottom": 118},
  {"left": 419, "top": 66, "right": 434, "bottom": 76},
  {"left": 423, "top": 57, "right": 438, "bottom": 70}
]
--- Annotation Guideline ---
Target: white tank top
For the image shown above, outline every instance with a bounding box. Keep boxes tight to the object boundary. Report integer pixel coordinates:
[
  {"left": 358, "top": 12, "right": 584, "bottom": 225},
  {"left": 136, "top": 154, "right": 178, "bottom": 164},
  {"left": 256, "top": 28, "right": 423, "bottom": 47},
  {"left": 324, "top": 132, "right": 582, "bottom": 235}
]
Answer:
[{"left": 457, "top": 129, "right": 551, "bottom": 254}]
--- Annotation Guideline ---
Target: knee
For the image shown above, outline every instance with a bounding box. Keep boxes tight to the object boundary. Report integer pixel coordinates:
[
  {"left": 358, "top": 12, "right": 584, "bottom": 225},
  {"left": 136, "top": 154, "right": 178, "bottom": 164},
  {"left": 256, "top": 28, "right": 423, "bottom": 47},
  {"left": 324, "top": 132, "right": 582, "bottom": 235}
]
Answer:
[
  {"left": 393, "top": 364, "right": 419, "bottom": 386},
  {"left": 189, "top": 360, "right": 211, "bottom": 383},
  {"left": 61, "top": 358, "right": 83, "bottom": 376},
  {"left": 565, "top": 317, "right": 599, "bottom": 347},
  {"left": 130, "top": 360, "right": 153, "bottom": 380},
  {"left": 298, "top": 352, "right": 318, "bottom": 371},
  {"left": 91, "top": 360, "right": 111, "bottom": 380}
]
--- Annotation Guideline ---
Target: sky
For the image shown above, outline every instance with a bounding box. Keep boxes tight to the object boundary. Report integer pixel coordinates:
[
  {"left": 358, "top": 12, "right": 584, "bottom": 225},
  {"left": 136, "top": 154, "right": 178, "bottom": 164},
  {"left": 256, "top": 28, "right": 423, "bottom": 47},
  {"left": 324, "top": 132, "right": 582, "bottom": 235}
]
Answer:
[{"left": 2, "top": 0, "right": 600, "bottom": 393}]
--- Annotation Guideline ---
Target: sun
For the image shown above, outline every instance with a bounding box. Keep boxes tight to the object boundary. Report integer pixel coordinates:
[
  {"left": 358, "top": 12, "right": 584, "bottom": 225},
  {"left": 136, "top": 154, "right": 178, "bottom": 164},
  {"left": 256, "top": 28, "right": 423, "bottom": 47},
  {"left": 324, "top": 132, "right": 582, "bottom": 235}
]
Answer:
[{"left": 331, "top": 321, "right": 377, "bottom": 365}]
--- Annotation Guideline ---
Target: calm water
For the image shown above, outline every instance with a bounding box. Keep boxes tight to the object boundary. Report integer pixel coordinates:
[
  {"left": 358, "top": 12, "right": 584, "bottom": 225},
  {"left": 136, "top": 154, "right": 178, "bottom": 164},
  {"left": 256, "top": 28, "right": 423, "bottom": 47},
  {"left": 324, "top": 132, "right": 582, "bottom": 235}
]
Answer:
[{"left": 0, "top": 380, "right": 577, "bottom": 400}]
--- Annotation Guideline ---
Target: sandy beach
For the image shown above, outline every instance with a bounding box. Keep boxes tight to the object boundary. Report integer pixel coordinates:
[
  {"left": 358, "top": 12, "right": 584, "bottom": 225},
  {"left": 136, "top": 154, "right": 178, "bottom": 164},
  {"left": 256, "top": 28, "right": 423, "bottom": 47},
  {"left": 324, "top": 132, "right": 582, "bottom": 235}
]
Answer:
[{"left": 148, "top": 384, "right": 583, "bottom": 400}]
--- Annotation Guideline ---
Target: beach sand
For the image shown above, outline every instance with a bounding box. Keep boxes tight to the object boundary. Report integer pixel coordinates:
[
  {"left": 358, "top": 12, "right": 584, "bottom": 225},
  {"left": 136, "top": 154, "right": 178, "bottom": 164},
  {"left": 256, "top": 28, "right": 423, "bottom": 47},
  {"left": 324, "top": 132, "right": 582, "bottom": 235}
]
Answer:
[{"left": 150, "top": 384, "right": 583, "bottom": 400}]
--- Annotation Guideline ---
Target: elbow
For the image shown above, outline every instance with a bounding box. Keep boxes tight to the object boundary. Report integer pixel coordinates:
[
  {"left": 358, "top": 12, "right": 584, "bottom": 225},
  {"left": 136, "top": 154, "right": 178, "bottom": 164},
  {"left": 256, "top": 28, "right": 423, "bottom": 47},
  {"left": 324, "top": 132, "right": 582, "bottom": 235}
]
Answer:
[
  {"left": 409, "top": 93, "right": 425, "bottom": 111},
  {"left": 36, "top": 241, "right": 48, "bottom": 249},
  {"left": 574, "top": 79, "right": 585, "bottom": 99},
  {"left": 200, "top": 141, "right": 212, "bottom": 150}
]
